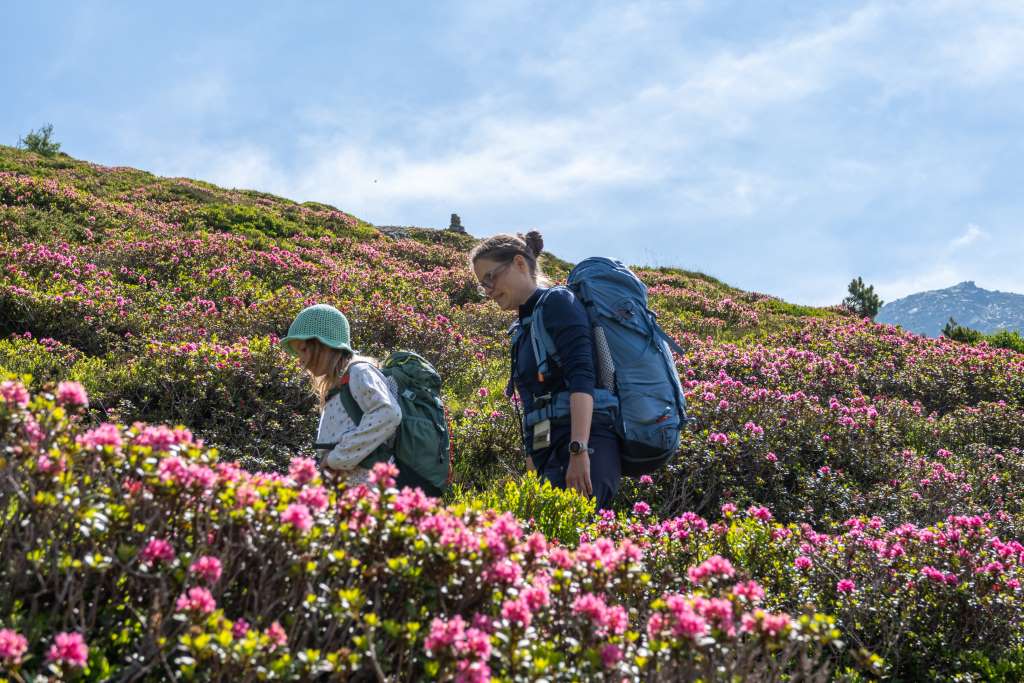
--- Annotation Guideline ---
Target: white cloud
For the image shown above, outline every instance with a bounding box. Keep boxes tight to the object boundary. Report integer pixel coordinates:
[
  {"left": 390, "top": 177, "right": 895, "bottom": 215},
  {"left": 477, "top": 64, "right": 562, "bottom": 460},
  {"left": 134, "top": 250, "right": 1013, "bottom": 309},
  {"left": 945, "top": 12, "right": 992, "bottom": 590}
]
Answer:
[
  {"left": 875, "top": 264, "right": 967, "bottom": 302},
  {"left": 160, "top": 2, "right": 1024, "bottom": 221},
  {"left": 949, "top": 223, "right": 987, "bottom": 250}
]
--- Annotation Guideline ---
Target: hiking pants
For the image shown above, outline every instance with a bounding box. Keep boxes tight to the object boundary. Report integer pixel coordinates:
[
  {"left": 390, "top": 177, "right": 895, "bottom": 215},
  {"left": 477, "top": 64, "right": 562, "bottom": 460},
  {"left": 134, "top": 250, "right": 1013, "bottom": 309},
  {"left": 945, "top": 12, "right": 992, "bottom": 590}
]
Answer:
[{"left": 530, "top": 412, "right": 622, "bottom": 510}]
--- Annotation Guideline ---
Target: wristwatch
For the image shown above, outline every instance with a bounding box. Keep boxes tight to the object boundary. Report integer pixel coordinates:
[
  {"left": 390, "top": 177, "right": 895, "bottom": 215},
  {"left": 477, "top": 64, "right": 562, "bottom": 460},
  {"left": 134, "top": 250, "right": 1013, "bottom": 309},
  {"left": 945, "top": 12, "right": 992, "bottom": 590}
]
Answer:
[{"left": 569, "top": 440, "right": 593, "bottom": 457}]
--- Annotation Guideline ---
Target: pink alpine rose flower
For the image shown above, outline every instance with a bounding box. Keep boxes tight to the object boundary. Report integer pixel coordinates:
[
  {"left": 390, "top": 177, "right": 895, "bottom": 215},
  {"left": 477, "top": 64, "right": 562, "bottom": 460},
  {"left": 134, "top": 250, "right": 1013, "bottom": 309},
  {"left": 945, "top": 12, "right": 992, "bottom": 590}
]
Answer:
[
  {"left": 501, "top": 598, "right": 531, "bottom": 627},
  {"left": 76, "top": 423, "right": 122, "bottom": 449},
  {"left": 281, "top": 503, "right": 313, "bottom": 533},
  {"left": 0, "top": 629, "right": 28, "bottom": 665},
  {"left": 601, "top": 643, "right": 623, "bottom": 668},
  {"left": 140, "top": 538, "right": 176, "bottom": 565},
  {"left": 176, "top": 587, "right": 216, "bottom": 614},
  {"left": 369, "top": 461, "right": 399, "bottom": 488},
  {"left": 267, "top": 621, "right": 288, "bottom": 648},
  {"left": 189, "top": 556, "right": 223, "bottom": 583},
  {"left": 288, "top": 457, "right": 318, "bottom": 485},
  {"left": 46, "top": 632, "right": 88, "bottom": 668},
  {"left": 299, "top": 485, "right": 330, "bottom": 511},
  {"left": 55, "top": 381, "right": 88, "bottom": 407},
  {"left": 0, "top": 380, "right": 29, "bottom": 408},
  {"left": 687, "top": 555, "right": 736, "bottom": 583},
  {"left": 232, "top": 618, "right": 250, "bottom": 638}
]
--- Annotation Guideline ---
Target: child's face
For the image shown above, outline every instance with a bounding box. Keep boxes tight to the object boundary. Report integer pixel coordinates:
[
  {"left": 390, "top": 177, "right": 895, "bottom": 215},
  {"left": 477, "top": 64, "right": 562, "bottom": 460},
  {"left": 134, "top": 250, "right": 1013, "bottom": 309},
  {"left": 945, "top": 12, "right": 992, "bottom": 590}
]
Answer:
[
  {"left": 290, "top": 339, "right": 316, "bottom": 371},
  {"left": 291, "top": 339, "right": 340, "bottom": 377}
]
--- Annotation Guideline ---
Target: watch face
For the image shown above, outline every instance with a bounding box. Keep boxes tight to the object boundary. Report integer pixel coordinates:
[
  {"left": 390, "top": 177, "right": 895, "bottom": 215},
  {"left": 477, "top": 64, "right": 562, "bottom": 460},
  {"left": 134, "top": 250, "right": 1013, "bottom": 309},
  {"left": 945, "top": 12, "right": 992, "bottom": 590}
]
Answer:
[{"left": 569, "top": 441, "right": 582, "bottom": 454}]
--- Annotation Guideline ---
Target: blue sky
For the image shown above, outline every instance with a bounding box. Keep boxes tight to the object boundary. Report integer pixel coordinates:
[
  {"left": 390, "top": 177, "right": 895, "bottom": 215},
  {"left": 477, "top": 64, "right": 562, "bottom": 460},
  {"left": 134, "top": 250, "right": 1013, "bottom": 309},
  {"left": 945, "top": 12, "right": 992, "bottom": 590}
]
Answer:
[{"left": 4, "top": 1, "right": 1023, "bottom": 306}]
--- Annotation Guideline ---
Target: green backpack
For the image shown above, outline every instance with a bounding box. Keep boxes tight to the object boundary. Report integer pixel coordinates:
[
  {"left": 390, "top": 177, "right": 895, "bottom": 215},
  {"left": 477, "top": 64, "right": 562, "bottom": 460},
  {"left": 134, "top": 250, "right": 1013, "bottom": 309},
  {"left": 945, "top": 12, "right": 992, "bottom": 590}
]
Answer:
[{"left": 324, "top": 351, "right": 452, "bottom": 496}]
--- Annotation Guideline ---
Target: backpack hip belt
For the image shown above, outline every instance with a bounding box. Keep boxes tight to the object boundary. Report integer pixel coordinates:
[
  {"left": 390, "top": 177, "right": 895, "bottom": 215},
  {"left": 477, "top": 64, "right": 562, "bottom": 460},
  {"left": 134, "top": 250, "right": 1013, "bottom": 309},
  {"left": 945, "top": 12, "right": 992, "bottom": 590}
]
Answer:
[{"left": 523, "top": 388, "right": 618, "bottom": 428}]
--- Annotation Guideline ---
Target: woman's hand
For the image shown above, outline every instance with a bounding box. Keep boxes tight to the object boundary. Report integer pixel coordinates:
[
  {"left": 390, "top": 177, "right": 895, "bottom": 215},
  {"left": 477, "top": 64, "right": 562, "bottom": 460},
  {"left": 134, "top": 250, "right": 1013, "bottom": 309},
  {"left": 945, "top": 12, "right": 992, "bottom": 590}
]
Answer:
[{"left": 565, "top": 453, "right": 592, "bottom": 498}]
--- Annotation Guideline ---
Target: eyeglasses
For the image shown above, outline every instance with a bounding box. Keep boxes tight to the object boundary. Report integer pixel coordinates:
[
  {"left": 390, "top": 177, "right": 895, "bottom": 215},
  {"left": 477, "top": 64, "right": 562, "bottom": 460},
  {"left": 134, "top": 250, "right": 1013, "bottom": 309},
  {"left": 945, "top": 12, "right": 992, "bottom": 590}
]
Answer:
[{"left": 476, "top": 262, "right": 511, "bottom": 296}]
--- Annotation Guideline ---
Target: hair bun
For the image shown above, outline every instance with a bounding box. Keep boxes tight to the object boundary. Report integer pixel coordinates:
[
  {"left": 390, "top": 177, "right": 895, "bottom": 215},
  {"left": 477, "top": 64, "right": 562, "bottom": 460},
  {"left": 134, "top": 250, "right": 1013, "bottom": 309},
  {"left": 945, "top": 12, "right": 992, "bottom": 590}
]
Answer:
[{"left": 522, "top": 230, "right": 544, "bottom": 258}]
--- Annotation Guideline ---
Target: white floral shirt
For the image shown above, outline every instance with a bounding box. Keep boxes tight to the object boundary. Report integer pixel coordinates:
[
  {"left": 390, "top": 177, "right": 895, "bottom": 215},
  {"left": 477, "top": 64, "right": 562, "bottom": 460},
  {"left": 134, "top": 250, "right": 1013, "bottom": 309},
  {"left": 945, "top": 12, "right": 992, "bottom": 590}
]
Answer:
[{"left": 318, "top": 363, "right": 401, "bottom": 486}]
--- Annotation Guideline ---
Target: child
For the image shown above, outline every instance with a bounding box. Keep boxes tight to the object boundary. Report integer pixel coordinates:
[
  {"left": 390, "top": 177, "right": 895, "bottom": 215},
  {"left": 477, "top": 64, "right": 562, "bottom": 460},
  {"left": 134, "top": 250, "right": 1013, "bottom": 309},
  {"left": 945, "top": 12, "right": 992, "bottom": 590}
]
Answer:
[{"left": 281, "top": 304, "right": 401, "bottom": 486}]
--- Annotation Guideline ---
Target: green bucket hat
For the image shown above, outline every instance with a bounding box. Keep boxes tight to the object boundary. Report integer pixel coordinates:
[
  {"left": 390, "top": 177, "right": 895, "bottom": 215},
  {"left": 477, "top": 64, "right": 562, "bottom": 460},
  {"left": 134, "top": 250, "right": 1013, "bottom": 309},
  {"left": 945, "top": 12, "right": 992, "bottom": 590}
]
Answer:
[{"left": 280, "top": 304, "right": 353, "bottom": 356}]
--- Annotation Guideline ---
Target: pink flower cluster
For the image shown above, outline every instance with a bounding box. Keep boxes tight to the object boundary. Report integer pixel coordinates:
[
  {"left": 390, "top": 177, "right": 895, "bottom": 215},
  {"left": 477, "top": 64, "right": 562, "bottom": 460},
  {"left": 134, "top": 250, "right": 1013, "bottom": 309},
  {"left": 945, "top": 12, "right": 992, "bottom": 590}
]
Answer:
[
  {"left": 742, "top": 610, "right": 792, "bottom": 637},
  {"left": 140, "top": 537, "right": 176, "bottom": 565},
  {"left": 688, "top": 555, "right": 736, "bottom": 584},
  {"left": 55, "top": 380, "right": 88, "bottom": 407},
  {"left": 133, "top": 424, "right": 194, "bottom": 451},
  {"left": 189, "top": 555, "right": 223, "bottom": 583},
  {"left": 298, "top": 485, "right": 330, "bottom": 511},
  {"left": 0, "top": 628, "right": 28, "bottom": 665},
  {"left": 288, "top": 457, "right": 318, "bottom": 485},
  {"left": 76, "top": 422, "right": 122, "bottom": 449},
  {"left": 46, "top": 632, "right": 88, "bottom": 669},
  {"left": 0, "top": 380, "right": 30, "bottom": 408},
  {"left": 369, "top": 461, "right": 399, "bottom": 488},
  {"left": 281, "top": 503, "right": 313, "bottom": 533},
  {"left": 921, "top": 565, "right": 959, "bottom": 585},
  {"left": 157, "top": 456, "right": 218, "bottom": 490},
  {"left": 572, "top": 593, "right": 629, "bottom": 636},
  {"left": 424, "top": 615, "right": 492, "bottom": 683},
  {"left": 175, "top": 586, "right": 217, "bottom": 615}
]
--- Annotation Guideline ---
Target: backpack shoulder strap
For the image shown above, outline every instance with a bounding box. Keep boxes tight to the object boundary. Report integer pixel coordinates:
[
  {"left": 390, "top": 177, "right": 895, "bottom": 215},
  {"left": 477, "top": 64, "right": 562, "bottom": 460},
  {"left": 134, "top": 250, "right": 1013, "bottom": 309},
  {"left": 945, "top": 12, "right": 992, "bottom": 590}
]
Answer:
[
  {"left": 529, "top": 287, "right": 562, "bottom": 382},
  {"left": 325, "top": 362, "right": 368, "bottom": 424},
  {"left": 505, "top": 321, "right": 522, "bottom": 399}
]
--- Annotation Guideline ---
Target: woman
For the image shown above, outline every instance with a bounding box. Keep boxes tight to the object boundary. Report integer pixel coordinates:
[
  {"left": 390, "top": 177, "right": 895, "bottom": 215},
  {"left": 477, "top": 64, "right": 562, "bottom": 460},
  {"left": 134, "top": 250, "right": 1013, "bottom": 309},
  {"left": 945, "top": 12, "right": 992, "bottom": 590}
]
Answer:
[
  {"left": 470, "top": 232, "right": 622, "bottom": 509},
  {"left": 280, "top": 303, "right": 401, "bottom": 486}
]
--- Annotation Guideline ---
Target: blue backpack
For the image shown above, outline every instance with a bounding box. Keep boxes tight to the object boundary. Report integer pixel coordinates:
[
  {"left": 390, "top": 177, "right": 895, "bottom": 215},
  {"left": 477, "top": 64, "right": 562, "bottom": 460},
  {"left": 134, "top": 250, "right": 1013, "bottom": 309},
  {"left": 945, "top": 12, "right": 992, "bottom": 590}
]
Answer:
[{"left": 511, "top": 257, "right": 690, "bottom": 476}]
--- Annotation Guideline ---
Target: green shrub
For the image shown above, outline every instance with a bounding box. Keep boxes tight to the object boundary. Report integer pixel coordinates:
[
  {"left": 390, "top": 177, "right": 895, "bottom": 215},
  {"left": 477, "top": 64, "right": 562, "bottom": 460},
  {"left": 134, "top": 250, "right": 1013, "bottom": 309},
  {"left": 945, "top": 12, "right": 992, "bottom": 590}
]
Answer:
[
  {"left": 987, "top": 329, "right": 1024, "bottom": 354},
  {"left": 189, "top": 203, "right": 302, "bottom": 239},
  {"left": 17, "top": 124, "right": 61, "bottom": 157},
  {"left": 449, "top": 471, "right": 596, "bottom": 545}
]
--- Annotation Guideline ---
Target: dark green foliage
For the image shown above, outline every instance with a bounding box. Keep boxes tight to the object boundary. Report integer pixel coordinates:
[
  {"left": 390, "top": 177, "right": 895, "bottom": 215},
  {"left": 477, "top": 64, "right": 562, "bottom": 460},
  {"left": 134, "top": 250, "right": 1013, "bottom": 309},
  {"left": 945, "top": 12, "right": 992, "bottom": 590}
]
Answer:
[
  {"left": 18, "top": 124, "right": 62, "bottom": 156},
  {"left": 987, "top": 329, "right": 1024, "bottom": 353},
  {"left": 942, "top": 318, "right": 1024, "bottom": 353},
  {"left": 941, "top": 317, "right": 984, "bottom": 343},
  {"left": 843, "top": 276, "right": 883, "bottom": 319},
  {"left": 956, "top": 647, "right": 1024, "bottom": 683}
]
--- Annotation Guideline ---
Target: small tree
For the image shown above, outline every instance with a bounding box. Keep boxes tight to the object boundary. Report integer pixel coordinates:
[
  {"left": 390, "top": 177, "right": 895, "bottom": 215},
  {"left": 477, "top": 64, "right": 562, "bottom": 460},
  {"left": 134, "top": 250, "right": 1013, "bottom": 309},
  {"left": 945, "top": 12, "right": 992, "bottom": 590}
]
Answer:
[
  {"left": 941, "top": 317, "right": 983, "bottom": 344},
  {"left": 843, "top": 277, "right": 883, "bottom": 319},
  {"left": 18, "top": 124, "right": 61, "bottom": 156}
]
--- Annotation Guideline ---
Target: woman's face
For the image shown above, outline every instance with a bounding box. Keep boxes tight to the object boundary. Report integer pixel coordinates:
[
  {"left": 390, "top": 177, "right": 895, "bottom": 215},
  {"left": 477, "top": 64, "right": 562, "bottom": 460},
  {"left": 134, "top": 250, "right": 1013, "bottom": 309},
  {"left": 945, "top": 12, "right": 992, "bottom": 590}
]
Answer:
[{"left": 474, "top": 255, "right": 533, "bottom": 311}]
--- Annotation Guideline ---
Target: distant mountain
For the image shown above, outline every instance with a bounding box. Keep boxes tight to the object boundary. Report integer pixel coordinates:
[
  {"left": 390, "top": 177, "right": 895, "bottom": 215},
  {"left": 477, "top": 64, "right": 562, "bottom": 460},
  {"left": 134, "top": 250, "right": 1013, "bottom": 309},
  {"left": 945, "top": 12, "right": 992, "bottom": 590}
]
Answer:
[{"left": 876, "top": 281, "right": 1024, "bottom": 337}]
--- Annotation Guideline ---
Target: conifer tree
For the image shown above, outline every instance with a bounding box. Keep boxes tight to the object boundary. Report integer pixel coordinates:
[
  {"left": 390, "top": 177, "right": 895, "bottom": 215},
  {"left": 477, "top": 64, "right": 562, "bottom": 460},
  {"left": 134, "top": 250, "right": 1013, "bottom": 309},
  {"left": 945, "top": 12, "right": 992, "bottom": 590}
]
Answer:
[{"left": 843, "top": 276, "right": 883, "bottom": 319}]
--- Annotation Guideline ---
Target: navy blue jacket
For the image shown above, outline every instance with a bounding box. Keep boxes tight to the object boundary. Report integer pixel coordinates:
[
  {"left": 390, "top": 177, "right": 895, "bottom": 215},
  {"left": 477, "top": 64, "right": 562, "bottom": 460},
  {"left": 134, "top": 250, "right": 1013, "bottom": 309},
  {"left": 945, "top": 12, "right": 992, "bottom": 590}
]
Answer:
[{"left": 511, "top": 287, "right": 596, "bottom": 416}]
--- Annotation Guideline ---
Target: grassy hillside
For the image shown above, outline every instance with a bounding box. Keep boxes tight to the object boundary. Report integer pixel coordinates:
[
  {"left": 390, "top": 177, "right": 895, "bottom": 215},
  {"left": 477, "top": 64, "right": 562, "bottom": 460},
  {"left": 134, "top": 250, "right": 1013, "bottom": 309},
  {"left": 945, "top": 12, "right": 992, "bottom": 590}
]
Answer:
[
  {"left": 0, "top": 144, "right": 845, "bottom": 475},
  {"left": 2, "top": 146, "right": 1023, "bottom": 680}
]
